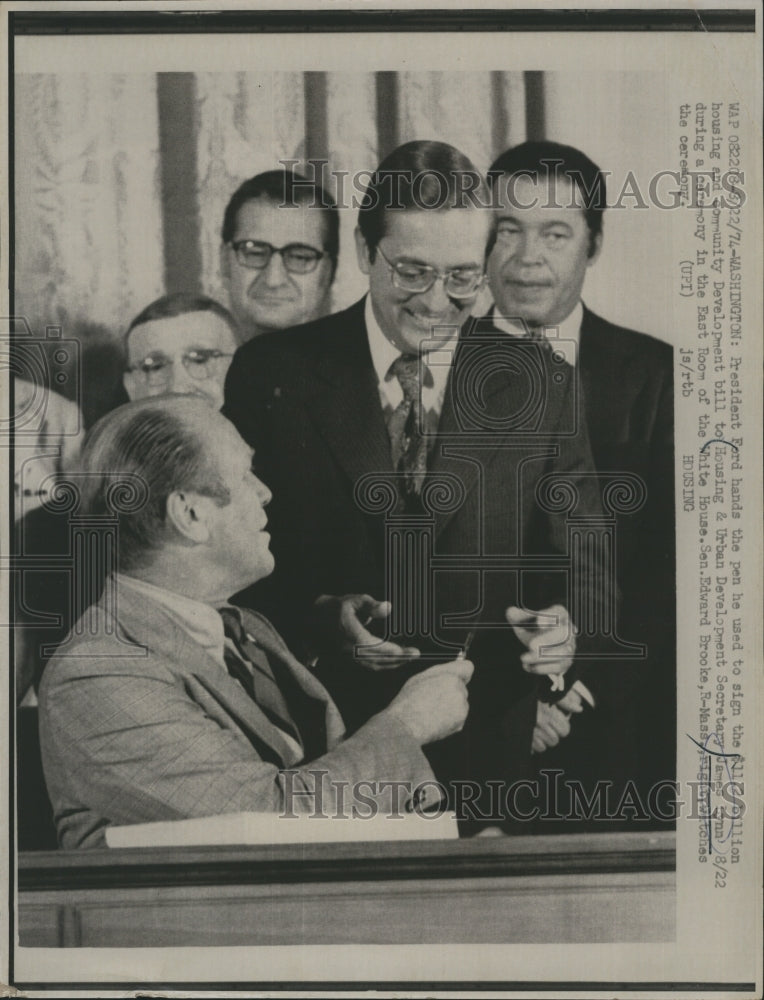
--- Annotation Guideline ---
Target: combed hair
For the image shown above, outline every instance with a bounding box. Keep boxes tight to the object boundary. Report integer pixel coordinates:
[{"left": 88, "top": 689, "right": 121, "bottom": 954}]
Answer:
[
  {"left": 77, "top": 397, "right": 230, "bottom": 571},
  {"left": 221, "top": 168, "right": 339, "bottom": 281},
  {"left": 357, "top": 140, "right": 492, "bottom": 261},
  {"left": 488, "top": 140, "right": 606, "bottom": 253},
  {"left": 125, "top": 292, "right": 240, "bottom": 347}
]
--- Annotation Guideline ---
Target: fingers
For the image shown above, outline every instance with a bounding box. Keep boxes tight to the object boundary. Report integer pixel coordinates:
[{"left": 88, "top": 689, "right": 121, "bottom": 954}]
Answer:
[
  {"left": 509, "top": 604, "right": 576, "bottom": 676},
  {"left": 556, "top": 689, "right": 584, "bottom": 714},
  {"left": 355, "top": 639, "right": 421, "bottom": 670},
  {"left": 422, "top": 658, "right": 475, "bottom": 684},
  {"left": 507, "top": 604, "right": 574, "bottom": 646},
  {"left": 532, "top": 701, "right": 572, "bottom": 754},
  {"left": 531, "top": 729, "right": 547, "bottom": 754},
  {"left": 355, "top": 595, "right": 392, "bottom": 623}
]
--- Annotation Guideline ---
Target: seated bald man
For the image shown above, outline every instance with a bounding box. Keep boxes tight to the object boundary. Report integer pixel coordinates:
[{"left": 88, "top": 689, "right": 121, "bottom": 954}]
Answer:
[
  {"left": 123, "top": 292, "right": 240, "bottom": 409},
  {"left": 38, "top": 397, "right": 472, "bottom": 848}
]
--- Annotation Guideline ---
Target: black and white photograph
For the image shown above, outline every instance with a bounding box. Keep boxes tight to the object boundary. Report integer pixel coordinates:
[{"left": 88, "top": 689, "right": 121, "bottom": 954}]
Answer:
[{"left": 2, "top": 3, "right": 762, "bottom": 996}]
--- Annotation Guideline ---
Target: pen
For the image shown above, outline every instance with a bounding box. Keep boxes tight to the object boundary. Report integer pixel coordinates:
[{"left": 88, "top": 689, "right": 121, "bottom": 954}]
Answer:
[{"left": 456, "top": 628, "right": 476, "bottom": 660}]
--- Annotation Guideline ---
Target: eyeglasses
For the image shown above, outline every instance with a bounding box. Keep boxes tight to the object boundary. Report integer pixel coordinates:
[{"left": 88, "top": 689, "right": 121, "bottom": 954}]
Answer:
[
  {"left": 376, "top": 244, "right": 485, "bottom": 299},
  {"left": 229, "top": 239, "right": 327, "bottom": 274},
  {"left": 126, "top": 349, "right": 234, "bottom": 388}
]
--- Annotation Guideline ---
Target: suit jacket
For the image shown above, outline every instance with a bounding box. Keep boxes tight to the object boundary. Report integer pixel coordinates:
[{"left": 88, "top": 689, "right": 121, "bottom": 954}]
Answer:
[
  {"left": 576, "top": 306, "right": 675, "bottom": 793},
  {"left": 511, "top": 305, "right": 675, "bottom": 818},
  {"left": 223, "top": 297, "right": 608, "bottom": 796},
  {"left": 38, "top": 577, "right": 434, "bottom": 849}
]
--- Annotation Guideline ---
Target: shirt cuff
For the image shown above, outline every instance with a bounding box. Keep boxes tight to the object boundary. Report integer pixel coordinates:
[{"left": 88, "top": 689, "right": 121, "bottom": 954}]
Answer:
[{"left": 572, "top": 679, "right": 596, "bottom": 708}]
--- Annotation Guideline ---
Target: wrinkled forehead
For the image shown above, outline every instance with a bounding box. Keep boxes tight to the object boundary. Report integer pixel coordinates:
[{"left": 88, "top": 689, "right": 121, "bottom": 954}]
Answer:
[
  {"left": 233, "top": 195, "right": 329, "bottom": 247},
  {"left": 126, "top": 311, "right": 238, "bottom": 359}
]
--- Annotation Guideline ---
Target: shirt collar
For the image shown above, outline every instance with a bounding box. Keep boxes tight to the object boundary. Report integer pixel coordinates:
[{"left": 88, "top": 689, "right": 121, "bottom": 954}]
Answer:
[
  {"left": 365, "top": 294, "right": 403, "bottom": 388},
  {"left": 118, "top": 573, "right": 227, "bottom": 663},
  {"left": 490, "top": 300, "right": 584, "bottom": 366},
  {"left": 364, "top": 294, "right": 457, "bottom": 407}
]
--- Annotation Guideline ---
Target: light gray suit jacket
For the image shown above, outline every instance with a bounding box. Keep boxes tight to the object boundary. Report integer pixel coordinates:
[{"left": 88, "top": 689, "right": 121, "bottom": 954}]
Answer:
[{"left": 39, "top": 580, "right": 434, "bottom": 848}]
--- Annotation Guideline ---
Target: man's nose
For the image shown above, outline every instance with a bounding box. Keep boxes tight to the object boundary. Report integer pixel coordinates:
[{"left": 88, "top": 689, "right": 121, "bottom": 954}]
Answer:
[
  {"left": 166, "top": 361, "right": 197, "bottom": 395},
  {"left": 515, "top": 232, "right": 544, "bottom": 264},
  {"left": 255, "top": 476, "right": 272, "bottom": 507},
  {"left": 416, "top": 275, "right": 453, "bottom": 313},
  {"left": 258, "top": 251, "right": 290, "bottom": 288}
]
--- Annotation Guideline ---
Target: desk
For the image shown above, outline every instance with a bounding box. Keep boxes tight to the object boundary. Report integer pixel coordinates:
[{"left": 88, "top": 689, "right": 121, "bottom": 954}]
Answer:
[{"left": 19, "top": 830, "right": 674, "bottom": 947}]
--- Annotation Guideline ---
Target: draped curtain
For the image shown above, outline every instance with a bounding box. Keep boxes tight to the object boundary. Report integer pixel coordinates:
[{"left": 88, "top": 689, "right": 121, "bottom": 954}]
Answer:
[
  {"left": 14, "top": 70, "right": 532, "bottom": 338},
  {"left": 13, "top": 70, "right": 534, "bottom": 421},
  {"left": 14, "top": 73, "right": 165, "bottom": 338}
]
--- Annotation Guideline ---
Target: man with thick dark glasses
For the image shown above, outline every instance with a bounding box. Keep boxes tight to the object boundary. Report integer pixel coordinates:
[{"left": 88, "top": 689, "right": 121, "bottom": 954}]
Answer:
[{"left": 220, "top": 168, "right": 338, "bottom": 341}]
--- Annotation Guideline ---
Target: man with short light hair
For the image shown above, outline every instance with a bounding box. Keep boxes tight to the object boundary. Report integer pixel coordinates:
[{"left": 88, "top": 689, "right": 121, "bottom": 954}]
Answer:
[
  {"left": 39, "top": 396, "right": 472, "bottom": 848},
  {"left": 123, "top": 292, "right": 239, "bottom": 410}
]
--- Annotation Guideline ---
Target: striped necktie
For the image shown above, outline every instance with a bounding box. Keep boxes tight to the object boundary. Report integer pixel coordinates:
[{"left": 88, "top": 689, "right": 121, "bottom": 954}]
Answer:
[{"left": 218, "top": 607, "right": 302, "bottom": 748}]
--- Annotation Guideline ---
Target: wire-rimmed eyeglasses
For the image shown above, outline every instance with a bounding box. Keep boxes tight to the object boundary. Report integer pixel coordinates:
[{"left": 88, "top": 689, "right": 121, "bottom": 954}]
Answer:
[
  {"left": 376, "top": 244, "right": 485, "bottom": 298},
  {"left": 126, "top": 349, "right": 234, "bottom": 388}
]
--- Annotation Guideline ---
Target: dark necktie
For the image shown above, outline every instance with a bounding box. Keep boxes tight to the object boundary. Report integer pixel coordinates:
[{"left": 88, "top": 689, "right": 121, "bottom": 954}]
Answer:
[
  {"left": 388, "top": 354, "right": 431, "bottom": 504},
  {"left": 218, "top": 607, "right": 303, "bottom": 749}
]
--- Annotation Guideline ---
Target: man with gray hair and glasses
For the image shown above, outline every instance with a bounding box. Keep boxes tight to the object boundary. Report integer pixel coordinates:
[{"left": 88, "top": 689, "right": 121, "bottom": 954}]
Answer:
[{"left": 123, "top": 292, "right": 240, "bottom": 410}]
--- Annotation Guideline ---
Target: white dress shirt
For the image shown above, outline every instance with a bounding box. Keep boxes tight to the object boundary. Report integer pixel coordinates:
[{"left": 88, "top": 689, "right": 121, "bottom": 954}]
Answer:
[{"left": 365, "top": 295, "right": 458, "bottom": 416}]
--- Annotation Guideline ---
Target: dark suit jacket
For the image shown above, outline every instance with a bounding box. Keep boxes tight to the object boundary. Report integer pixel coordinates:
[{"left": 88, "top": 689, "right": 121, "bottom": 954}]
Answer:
[
  {"left": 577, "top": 306, "right": 675, "bottom": 793},
  {"left": 224, "top": 297, "right": 608, "bottom": 799},
  {"left": 39, "top": 577, "right": 434, "bottom": 848}
]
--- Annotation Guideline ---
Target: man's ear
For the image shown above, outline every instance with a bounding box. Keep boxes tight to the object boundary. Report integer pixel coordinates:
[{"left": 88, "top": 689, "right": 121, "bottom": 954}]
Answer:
[
  {"left": 588, "top": 228, "right": 603, "bottom": 266},
  {"left": 354, "top": 227, "right": 372, "bottom": 276},
  {"left": 166, "top": 490, "right": 212, "bottom": 544}
]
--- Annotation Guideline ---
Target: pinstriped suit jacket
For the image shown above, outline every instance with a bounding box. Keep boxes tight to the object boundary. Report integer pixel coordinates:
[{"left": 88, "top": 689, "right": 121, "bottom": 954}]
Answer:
[{"left": 38, "top": 578, "right": 434, "bottom": 849}]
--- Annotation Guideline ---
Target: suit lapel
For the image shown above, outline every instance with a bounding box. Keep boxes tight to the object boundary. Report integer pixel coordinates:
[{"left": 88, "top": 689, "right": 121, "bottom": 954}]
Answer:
[
  {"left": 429, "top": 316, "right": 531, "bottom": 538},
  {"left": 303, "top": 299, "right": 394, "bottom": 490},
  {"left": 240, "top": 608, "right": 346, "bottom": 750},
  {"left": 109, "top": 580, "right": 319, "bottom": 766}
]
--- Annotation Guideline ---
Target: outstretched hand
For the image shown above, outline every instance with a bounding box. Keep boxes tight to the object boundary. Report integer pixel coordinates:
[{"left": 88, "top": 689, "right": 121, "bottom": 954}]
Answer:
[{"left": 313, "top": 594, "right": 421, "bottom": 670}]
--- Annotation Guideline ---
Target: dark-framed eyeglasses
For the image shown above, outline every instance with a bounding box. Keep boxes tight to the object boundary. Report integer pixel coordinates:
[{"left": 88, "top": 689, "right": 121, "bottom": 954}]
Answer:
[
  {"left": 376, "top": 244, "right": 485, "bottom": 299},
  {"left": 229, "top": 239, "right": 327, "bottom": 274},
  {"left": 126, "top": 349, "right": 234, "bottom": 388}
]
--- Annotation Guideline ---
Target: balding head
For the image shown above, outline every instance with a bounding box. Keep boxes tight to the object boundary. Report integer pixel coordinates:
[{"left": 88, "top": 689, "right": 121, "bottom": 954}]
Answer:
[{"left": 78, "top": 396, "right": 232, "bottom": 572}]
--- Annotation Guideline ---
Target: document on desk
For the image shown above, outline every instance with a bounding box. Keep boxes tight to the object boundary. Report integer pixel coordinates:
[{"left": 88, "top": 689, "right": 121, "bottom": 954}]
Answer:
[{"left": 105, "top": 810, "right": 459, "bottom": 848}]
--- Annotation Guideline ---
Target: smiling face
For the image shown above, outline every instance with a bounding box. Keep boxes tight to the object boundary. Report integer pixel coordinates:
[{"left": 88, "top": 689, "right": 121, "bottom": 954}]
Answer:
[
  {"left": 356, "top": 208, "right": 491, "bottom": 354},
  {"left": 487, "top": 174, "right": 602, "bottom": 328},
  {"left": 222, "top": 197, "right": 334, "bottom": 339}
]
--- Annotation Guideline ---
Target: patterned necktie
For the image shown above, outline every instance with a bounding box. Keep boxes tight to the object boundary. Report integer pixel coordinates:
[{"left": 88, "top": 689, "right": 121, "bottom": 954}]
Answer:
[
  {"left": 388, "top": 354, "right": 430, "bottom": 504},
  {"left": 218, "top": 607, "right": 302, "bottom": 748}
]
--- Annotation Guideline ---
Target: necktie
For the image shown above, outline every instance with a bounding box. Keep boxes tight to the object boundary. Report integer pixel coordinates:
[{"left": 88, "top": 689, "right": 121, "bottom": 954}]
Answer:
[
  {"left": 388, "top": 354, "right": 431, "bottom": 505},
  {"left": 218, "top": 607, "right": 302, "bottom": 749}
]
